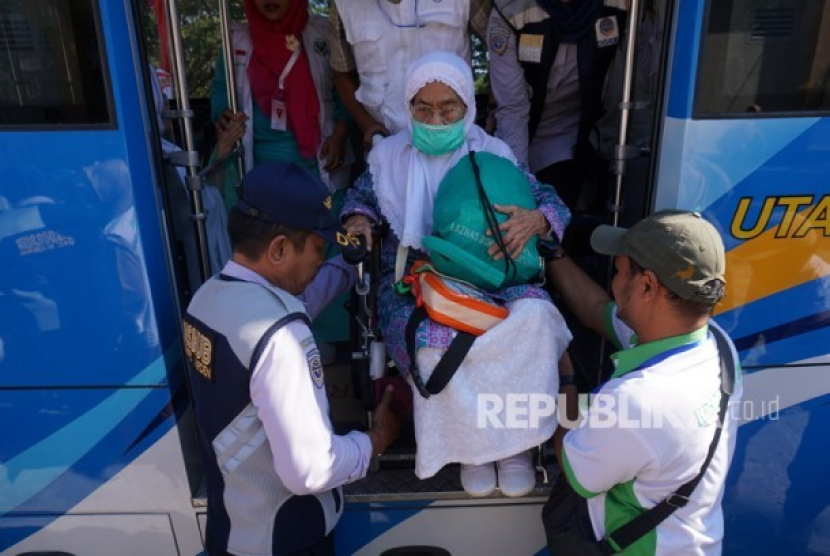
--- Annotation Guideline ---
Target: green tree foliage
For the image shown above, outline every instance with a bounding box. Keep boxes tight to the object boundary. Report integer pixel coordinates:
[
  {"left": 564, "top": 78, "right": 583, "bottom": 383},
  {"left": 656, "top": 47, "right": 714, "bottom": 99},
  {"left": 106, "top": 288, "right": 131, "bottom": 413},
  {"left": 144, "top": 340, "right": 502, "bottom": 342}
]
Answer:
[{"left": 143, "top": 0, "right": 243, "bottom": 98}]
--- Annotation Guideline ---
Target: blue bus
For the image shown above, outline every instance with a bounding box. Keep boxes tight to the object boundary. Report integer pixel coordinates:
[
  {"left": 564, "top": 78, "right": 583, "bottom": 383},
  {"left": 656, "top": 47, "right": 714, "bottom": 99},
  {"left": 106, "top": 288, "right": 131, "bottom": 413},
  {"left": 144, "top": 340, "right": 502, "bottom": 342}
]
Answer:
[{"left": 1, "top": 0, "right": 828, "bottom": 554}]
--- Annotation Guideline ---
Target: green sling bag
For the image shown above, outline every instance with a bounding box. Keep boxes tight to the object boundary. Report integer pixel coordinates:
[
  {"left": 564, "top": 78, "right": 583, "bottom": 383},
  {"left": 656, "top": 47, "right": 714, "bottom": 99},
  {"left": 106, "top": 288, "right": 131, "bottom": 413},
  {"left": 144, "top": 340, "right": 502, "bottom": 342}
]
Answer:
[{"left": 422, "top": 151, "right": 543, "bottom": 290}]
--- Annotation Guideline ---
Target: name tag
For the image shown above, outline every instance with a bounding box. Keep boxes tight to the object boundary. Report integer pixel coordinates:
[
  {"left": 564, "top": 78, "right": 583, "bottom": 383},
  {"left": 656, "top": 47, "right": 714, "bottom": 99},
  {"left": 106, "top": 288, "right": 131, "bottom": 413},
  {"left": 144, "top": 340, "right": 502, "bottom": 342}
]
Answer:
[
  {"left": 518, "top": 33, "right": 544, "bottom": 63},
  {"left": 595, "top": 16, "right": 620, "bottom": 48},
  {"left": 271, "top": 96, "right": 288, "bottom": 131}
]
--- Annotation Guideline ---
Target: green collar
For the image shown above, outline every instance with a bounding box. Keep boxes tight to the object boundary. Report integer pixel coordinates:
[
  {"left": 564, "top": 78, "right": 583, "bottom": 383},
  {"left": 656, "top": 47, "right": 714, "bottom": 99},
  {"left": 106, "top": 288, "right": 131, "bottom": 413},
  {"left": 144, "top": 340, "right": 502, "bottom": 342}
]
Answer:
[{"left": 609, "top": 325, "right": 709, "bottom": 380}]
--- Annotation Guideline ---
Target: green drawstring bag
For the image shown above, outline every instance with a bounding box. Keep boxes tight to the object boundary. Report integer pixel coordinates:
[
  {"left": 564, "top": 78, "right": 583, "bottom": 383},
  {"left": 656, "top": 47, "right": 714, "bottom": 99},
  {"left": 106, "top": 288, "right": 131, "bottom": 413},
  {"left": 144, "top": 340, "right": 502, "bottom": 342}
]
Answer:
[{"left": 422, "top": 151, "right": 543, "bottom": 290}]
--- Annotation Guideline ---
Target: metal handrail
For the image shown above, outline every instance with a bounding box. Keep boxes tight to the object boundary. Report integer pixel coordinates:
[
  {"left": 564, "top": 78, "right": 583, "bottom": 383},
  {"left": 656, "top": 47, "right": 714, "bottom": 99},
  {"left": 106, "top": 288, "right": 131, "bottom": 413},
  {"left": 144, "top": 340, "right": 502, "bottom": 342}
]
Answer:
[{"left": 162, "top": 0, "right": 211, "bottom": 282}]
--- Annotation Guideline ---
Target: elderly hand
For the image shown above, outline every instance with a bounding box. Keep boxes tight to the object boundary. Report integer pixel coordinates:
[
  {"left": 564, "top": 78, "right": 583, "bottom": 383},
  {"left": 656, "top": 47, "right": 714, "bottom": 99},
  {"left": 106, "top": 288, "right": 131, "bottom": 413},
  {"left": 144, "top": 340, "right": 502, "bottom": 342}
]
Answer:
[
  {"left": 486, "top": 204, "right": 549, "bottom": 261},
  {"left": 343, "top": 213, "right": 374, "bottom": 252}
]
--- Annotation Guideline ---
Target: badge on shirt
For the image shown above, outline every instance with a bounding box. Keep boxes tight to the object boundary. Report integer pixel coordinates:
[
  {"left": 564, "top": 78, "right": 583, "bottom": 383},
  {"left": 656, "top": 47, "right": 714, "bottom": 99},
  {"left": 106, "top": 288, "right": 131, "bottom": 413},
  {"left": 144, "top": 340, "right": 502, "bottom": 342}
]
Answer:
[
  {"left": 307, "top": 346, "right": 325, "bottom": 389},
  {"left": 314, "top": 36, "right": 329, "bottom": 56},
  {"left": 489, "top": 20, "right": 510, "bottom": 56},
  {"left": 182, "top": 316, "right": 216, "bottom": 383},
  {"left": 271, "top": 95, "right": 288, "bottom": 131},
  {"left": 595, "top": 16, "right": 620, "bottom": 48},
  {"left": 518, "top": 33, "right": 544, "bottom": 63}
]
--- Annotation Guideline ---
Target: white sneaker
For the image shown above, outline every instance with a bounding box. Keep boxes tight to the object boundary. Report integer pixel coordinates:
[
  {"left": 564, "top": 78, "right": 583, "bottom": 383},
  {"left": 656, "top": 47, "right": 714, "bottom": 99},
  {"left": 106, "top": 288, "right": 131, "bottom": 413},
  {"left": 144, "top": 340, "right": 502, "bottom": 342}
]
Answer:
[
  {"left": 460, "top": 462, "right": 497, "bottom": 497},
  {"left": 497, "top": 451, "right": 536, "bottom": 498}
]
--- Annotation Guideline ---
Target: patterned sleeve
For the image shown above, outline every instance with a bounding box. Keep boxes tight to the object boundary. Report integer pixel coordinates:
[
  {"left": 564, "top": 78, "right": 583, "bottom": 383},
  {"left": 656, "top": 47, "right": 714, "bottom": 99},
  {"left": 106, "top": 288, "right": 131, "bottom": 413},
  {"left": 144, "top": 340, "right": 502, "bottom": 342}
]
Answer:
[
  {"left": 340, "top": 169, "right": 380, "bottom": 223},
  {"left": 469, "top": 0, "right": 492, "bottom": 40},
  {"left": 328, "top": 2, "right": 356, "bottom": 73},
  {"left": 525, "top": 165, "right": 571, "bottom": 245}
]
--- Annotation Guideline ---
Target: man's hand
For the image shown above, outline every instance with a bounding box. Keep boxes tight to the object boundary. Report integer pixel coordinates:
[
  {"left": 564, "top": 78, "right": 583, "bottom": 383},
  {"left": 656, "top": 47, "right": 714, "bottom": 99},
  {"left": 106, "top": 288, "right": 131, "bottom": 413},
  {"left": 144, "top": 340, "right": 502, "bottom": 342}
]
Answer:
[
  {"left": 320, "top": 122, "right": 348, "bottom": 172},
  {"left": 215, "top": 109, "right": 248, "bottom": 160},
  {"left": 343, "top": 214, "right": 374, "bottom": 251},
  {"left": 332, "top": 70, "right": 389, "bottom": 150},
  {"left": 362, "top": 121, "right": 389, "bottom": 151},
  {"left": 554, "top": 352, "right": 579, "bottom": 470},
  {"left": 558, "top": 352, "right": 579, "bottom": 424},
  {"left": 487, "top": 204, "right": 549, "bottom": 260},
  {"left": 367, "top": 385, "right": 401, "bottom": 456}
]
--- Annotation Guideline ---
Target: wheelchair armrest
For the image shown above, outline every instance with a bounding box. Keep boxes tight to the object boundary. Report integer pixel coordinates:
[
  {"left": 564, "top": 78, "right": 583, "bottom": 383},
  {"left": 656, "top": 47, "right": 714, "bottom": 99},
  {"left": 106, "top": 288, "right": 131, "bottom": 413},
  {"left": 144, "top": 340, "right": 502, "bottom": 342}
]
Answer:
[
  {"left": 341, "top": 221, "right": 389, "bottom": 266},
  {"left": 341, "top": 233, "right": 369, "bottom": 265}
]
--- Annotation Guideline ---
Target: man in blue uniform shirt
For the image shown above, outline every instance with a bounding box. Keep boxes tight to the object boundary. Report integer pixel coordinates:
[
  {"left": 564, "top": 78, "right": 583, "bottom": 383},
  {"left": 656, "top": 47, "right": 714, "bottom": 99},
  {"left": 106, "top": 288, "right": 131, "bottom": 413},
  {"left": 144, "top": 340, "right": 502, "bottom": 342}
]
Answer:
[{"left": 184, "top": 161, "right": 400, "bottom": 556}]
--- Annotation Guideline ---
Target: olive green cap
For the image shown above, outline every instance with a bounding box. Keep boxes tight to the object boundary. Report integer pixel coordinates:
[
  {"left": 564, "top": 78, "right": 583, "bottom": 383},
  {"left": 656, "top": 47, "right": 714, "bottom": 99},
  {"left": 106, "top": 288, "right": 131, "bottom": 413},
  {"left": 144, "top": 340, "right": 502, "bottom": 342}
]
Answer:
[{"left": 590, "top": 210, "right": 726, "bottom": 305}]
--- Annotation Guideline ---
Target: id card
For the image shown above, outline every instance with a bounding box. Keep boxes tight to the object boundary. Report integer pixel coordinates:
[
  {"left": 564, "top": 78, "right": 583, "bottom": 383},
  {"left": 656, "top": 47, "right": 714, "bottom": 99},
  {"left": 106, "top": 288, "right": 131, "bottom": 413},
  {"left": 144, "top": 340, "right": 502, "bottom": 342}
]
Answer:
[
  {"left": 595, "top": 16, "right": 619, "bottom": 48},
  {"left": 518, "top": 33, "right": 544, "bottom": 63},
  {"left": 271, "top": 96, "right": 287, "bottom": 131}
]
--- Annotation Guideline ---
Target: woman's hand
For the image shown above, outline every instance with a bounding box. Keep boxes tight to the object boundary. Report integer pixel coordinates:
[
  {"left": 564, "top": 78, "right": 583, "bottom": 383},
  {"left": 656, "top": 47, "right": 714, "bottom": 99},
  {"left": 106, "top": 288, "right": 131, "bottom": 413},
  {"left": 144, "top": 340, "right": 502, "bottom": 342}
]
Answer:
[
  {"left": 486, "top": 204, "right": 550, "bottom": 261},
  {"left": 343, "top": 214, "right": 374, "bottom": 251},
  {"left": 215, "top": 109, "right": 247, "bottom": 160},
  {"left": 320, "top": 121, "right": 348, "bottom": 172}
]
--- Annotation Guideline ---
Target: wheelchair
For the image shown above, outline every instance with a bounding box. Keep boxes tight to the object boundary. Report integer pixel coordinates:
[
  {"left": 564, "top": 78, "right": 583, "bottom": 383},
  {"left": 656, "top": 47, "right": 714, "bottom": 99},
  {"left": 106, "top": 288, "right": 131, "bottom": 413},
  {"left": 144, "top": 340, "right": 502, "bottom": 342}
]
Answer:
[{"left": 340, "top": 224, "right": 561, "bottom": 494}]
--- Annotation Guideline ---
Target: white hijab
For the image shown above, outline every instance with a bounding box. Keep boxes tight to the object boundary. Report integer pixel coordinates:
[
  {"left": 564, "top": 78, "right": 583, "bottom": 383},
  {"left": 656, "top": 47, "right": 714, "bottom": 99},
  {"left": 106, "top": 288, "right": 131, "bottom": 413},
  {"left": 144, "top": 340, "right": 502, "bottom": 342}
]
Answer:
[{"left": 369, "top": 52, "right": 516, "bottom": 251}]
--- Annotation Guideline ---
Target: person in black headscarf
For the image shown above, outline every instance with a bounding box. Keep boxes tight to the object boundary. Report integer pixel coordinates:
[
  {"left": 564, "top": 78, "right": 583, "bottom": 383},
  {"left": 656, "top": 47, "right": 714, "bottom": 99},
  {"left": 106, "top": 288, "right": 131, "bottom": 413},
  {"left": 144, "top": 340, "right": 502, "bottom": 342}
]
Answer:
[{"left": 487, "top": 0, "right": 627, "bottom": 212}]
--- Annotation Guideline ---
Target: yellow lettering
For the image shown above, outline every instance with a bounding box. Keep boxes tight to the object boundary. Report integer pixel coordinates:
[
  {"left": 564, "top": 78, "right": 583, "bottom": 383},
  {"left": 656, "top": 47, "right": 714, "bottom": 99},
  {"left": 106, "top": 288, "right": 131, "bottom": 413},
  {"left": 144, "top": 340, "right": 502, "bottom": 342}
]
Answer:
[
  {"left": 775, "top": 196, "right": 814, "bottom": 238},
  {"left": 794, "top": 196, "right": 830, "bottom": 238},
  {"left": 195, "top": 360, "right": 211, "bottom": 381},
  {"left": 732, "top": 197, "right": 777, "bottom": 240},
  {"left": 336, "top": 231, "right": 360, "bottom": 248},
  {"left": 182, "top": 320, "right": 213, "bottom": 380},
  {"left": 200, "top": 336, "right": 212, "bottom": 365},
  {"left": 731, "top": 194, "right": 830, "bottom": 240}
]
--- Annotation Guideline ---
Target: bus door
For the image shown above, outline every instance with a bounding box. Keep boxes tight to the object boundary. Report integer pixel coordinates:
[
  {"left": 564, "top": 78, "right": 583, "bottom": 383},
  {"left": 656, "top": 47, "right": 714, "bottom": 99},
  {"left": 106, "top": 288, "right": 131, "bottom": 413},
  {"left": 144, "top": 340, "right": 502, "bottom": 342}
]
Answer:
[
  {"left": 650, "top": 0, "right": 830, "bottom": 553},
  {"left": 148, "top": 0, "right": 224, "bottom": 303},
  {"left": 0, "top": 0, "right": 203, "bottom": 554}
]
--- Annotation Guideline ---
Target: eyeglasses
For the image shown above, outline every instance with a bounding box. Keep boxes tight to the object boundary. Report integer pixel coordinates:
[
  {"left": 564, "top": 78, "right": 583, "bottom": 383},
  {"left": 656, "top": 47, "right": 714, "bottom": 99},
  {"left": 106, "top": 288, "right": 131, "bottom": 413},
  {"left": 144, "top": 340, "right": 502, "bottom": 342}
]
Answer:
[{"left": 410, "top": 103, "right": 466, "bottom": 124}]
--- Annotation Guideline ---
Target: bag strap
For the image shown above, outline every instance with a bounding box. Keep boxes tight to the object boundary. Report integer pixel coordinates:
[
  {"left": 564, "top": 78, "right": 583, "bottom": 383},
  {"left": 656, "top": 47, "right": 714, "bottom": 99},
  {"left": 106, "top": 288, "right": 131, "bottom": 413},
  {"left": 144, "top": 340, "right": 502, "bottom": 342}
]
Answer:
[
  {"left": 405, "top": 305, "right": 476, "bottom": 399},
  {"left": 469, "top": 151, "right": 517, "bottom": 285},
  {"left": 395, "top": 244, "right": 409, "bottom": 283},
  {"left": 598, "top": 324, "right": 736, "bottom": 554}
]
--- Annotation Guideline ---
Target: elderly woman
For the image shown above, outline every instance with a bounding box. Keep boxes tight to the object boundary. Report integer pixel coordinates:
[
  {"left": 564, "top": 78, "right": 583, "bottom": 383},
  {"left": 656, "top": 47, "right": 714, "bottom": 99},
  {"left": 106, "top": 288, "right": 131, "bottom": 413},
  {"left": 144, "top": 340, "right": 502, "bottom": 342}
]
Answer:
[{"left": 342, "top": 52, "right": 572, "bottom": 498}]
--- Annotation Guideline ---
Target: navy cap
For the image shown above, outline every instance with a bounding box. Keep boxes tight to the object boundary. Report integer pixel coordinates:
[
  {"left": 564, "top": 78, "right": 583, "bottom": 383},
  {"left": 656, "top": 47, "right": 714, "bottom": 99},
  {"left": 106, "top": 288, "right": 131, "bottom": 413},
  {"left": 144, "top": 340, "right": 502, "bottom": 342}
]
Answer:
[{"left": 235, "top": 161, "right": 343, "bottom": 243}]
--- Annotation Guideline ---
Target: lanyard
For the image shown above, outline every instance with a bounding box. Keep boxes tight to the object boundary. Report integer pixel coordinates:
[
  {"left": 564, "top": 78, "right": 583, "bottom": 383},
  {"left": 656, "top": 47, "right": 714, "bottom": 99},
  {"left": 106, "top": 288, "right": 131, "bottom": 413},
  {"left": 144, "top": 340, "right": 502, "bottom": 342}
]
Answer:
[
  {"left": 278, "top": 46, "right": 302, "bottom": 93},
  {"left": 628, "top": 339, "right": 704, "bottom": 374},
  {"left": 377, "top": 0, "right": 425, "bottom": 28},
  {"left": 592, "top": 338, "right": 705, "bottom": 394}
]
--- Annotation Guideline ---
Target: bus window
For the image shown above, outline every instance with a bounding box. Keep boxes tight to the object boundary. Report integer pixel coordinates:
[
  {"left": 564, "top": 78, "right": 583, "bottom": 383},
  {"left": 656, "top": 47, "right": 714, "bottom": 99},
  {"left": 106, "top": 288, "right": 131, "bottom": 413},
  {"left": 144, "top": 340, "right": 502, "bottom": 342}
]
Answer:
[
  {"left": 695, "top": 0, "right": 830, "bottom": 116},
  {"left": 0, "top": 0, "right": 112, "bottom": 127}
]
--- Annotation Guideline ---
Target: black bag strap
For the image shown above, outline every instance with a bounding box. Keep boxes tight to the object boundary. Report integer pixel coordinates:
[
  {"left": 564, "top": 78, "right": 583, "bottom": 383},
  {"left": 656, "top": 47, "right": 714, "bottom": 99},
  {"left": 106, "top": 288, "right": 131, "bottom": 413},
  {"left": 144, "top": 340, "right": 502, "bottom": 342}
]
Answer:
[
  {"left": 405, "top": 305, "right": 476, "bottom": 399},
  {"left": 597, "top": 325, "right": 736, "bottom": 554},
  {"left": 469, "top": 151, "right": 517, "bottom": 285}
]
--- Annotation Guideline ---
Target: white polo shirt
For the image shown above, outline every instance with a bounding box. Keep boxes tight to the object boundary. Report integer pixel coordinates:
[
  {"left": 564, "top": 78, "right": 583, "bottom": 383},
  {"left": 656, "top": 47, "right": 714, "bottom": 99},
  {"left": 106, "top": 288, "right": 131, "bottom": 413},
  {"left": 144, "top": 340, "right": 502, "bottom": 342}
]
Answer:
[{"left": 562, "top": 304, "right": 743, "bottom": 555}]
